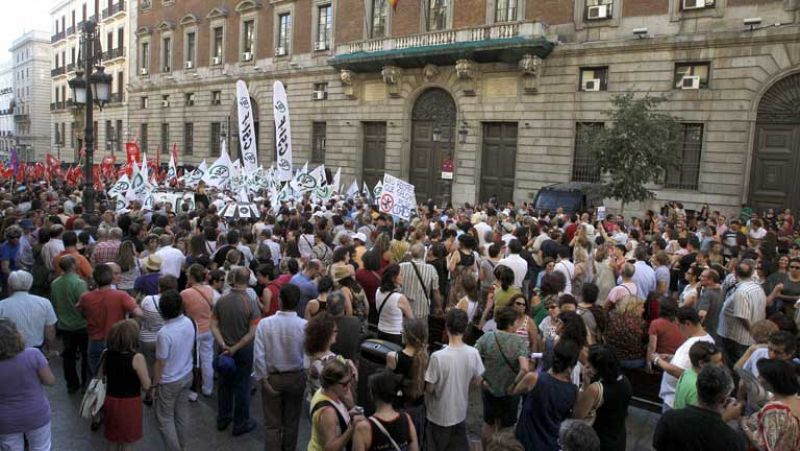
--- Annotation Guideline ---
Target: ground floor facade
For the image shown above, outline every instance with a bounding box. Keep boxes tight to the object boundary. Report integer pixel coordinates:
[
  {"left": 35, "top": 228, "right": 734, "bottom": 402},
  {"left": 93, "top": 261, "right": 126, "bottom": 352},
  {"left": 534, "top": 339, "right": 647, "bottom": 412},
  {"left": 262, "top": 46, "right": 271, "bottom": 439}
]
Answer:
[{"left": 124, "top": 27, "right": 800, "bottom": 215}]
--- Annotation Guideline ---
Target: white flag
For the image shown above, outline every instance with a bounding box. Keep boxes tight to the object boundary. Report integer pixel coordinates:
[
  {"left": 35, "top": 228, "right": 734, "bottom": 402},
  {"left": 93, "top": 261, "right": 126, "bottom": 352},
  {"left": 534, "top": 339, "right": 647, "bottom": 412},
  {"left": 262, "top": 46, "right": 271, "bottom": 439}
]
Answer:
[
  {"left": 140, "top": 153, "right": 149, "bottom": 186},
  {"left": 167, "top": 153, "right": 177, "bottom": 184},
  {"left": 332, "top": 168, "right": 341, "bottom": 194},
  {"left": 186, "top": 160, "right": 207, "bottom": 188},
  {"left": 108, "top": 174, "right": 130, "bottom": 198},
  {"left": 273, "top": 81, "right": 293, "bottom": 181},
  {"left": 346, "top": 180, "right": 359, "bottom": 199},
  {"left": 236, "top": 80, "right": 259, "bottom": 172},
  {"left": 203, "top": 148, "right": 233, "bottom": 188}
]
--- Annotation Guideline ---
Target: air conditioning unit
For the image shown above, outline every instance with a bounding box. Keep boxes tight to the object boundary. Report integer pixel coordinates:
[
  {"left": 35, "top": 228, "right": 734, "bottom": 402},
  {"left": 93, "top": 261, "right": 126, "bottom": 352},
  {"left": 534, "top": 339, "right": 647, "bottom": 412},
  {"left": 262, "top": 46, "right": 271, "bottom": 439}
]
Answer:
[
  {"left": 139, "top": 67, "right": 148, "bottom": 75},
  {"left": 683, "top": 0, "right": 706, "bottom": 10},
  {"left": 681, "top": 75, "right": 701, "bottom": 90},
  {"left": 314, "top": 42, "right": 328, "bottom": 51},
  {"left": 582, "top": 79, "right": 601, "bottom": 92},
  {"left": 587, "top": 4, "right": 609, "bottom": 20},
  {"left": 184, "top": 61, "right": 193, "bottom": 69},
  {"left": 163, "top": 66, "right": 170, "bottom": 73},
  {"left": 275, "top": 47, "right": 287, "bottom": 56},
  {"left": 162, "top": 99, "right": 169, "bottom": 107},
  {"left": 212, "top": 56, "right": 221, "bottom": 65},
  {"left": 312, "top": 90, "right": 326, "bottom": 100},
  {"left": 242, "top": 52, "right": 253, "bottom": 61}
]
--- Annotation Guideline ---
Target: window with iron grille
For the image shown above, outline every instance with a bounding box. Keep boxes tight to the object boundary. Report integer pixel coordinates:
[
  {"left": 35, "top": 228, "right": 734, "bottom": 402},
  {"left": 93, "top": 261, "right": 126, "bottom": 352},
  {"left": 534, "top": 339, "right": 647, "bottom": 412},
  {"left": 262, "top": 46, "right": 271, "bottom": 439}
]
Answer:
[
  {"left": 161, "top": 123, "right": 169, "bottom": 154},
  {"left": 427, "top": 0, "right": 448, "bottom": 31},
  {"left": 311, "top": 122, "right": 326, "bottom": 165},
  {"left": 665, "top": 123, "right": 703, "bottom": 190},
  {"left": 210, "top": 122, "right": 221, "bottom": 154},
  {"left": 494, "top": 0, "right": 517, "bottom": 22},
  {"left": 141, "top": 123, "right": 148, "bottom": 153},
  {"left": 571, "top": 122, "right": 603, "bottom": 183},
  {"left": 184, "top": 122, "right": 193, "bottom": 155}
]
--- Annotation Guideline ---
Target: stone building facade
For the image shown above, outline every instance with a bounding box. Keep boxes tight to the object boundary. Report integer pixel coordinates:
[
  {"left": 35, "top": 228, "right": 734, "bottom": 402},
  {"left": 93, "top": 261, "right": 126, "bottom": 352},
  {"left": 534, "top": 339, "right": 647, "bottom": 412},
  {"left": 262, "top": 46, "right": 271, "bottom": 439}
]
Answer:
[
  {"left": 50, "top": 0, "right": 134, "bottom": 163},
  {"left": 0, "top": 63, "right": 15, "bottom": 161},
  {"left": 129, "top": 0, "right": 800, "bottom": 213},
  {"left": 11, "top": 31, "right": 51, "bottom": 162}
]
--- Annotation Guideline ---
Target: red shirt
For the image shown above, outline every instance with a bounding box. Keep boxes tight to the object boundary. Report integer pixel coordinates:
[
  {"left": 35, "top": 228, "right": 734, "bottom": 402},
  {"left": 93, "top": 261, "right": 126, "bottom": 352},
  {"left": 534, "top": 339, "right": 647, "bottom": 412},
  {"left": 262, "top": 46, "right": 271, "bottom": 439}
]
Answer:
[
  {"left": 76, "top": 288, "right": 138, "bottom": 340},
  {"left": 648, "top": 318, "right": 686, "bottom": 355},
  {"left": 355, "top": 268, "right": 381, "bottom": 307},
  {"left": 265, "top": 274, "right": 293, "bottom": 317}
]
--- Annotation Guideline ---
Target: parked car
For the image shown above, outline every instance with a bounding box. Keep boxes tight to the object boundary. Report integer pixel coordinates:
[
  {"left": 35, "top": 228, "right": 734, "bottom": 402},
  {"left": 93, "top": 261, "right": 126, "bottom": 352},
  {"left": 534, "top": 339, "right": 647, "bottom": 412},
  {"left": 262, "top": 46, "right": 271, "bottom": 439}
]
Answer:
[{"left": 533, "top": 182, "right": 604, "bottom": 215}]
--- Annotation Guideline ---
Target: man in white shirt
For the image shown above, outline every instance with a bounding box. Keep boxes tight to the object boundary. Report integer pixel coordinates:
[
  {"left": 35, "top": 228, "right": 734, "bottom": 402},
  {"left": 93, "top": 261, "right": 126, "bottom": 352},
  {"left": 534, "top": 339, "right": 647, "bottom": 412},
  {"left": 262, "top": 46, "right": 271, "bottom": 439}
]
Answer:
[
  {"left": 554, "top": 246, "right": 575, "bottom": 295},
  {"left": 0, "top": 270, "right": 57, "bottom": 349},
  {"left": 652, "top": 307, "right": 714, "bottom": 412},
  {"left": 153, "top": 290, "right": 195, "bottom": 450},
  {"left": 473, "top": 213, "right": 493, "bottom": 249},
  {"left": 498, "top": 239, "right": 527, "bottom": 289},
  {"left": 155, "top": 235, "right": 186, "bottom": 279},
  {"left": 425, "top": 309, "right": 484, "bottom": 451},
  {"left": 41, "top": 225, "right": 65, "bottom": 272},
  {"left": 631, "top": 246, "right": 657, "bottom": 301},
  {"left": 260, "top": 229, "right": 282, "bottom": 267}
]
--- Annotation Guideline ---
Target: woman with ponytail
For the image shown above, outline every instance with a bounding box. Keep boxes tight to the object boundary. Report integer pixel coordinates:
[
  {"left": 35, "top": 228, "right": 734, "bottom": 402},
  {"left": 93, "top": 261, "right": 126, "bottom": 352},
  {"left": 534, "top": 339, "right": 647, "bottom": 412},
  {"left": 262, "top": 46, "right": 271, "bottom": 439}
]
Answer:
[{"left": 386, "top": 318, "right": 428, "bottom": 446}]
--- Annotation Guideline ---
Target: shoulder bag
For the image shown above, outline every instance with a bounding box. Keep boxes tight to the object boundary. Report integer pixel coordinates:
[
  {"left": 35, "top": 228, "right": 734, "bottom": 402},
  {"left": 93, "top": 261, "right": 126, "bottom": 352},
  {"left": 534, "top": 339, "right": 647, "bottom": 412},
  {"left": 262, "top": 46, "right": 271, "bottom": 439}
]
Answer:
[
  {"left": 376, "top": 290, "right": 397, "bottom": 323},
  {"left": 368, "top": 416, "right": 403, "bottom": 451},
  {"left": 79, "top": 351, "right": 108, "bottom": 420},
  {"left": 410, "top": 262, "right": 431, "bottom": 309}
]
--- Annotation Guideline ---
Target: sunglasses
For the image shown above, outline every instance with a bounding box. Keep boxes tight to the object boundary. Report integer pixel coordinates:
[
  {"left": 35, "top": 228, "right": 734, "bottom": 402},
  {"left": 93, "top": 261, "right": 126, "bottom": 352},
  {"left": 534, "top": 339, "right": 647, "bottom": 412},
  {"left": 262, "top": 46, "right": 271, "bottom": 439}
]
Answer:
[
  {"left": 515, "top": 302, "right": 527, "bottom": 307},
  {"left": 791, "top": 266, "right": 800, "bottom": 270}
]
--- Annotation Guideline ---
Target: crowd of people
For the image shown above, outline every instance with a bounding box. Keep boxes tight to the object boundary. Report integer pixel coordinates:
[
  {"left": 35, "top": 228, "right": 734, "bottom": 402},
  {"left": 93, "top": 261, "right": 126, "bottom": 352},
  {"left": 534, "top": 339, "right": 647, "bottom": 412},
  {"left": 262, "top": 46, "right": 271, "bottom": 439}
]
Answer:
[{"left": 0, "top": 183, "right": 799, "bottom": 451}]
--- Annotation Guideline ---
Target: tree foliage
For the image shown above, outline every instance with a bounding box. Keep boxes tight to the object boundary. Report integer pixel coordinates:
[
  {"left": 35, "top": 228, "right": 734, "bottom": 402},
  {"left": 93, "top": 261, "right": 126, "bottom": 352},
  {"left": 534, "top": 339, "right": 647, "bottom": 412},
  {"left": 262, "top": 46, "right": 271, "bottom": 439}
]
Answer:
[{"left": 581, "top": 92, "right": 683, "bottom": 210}]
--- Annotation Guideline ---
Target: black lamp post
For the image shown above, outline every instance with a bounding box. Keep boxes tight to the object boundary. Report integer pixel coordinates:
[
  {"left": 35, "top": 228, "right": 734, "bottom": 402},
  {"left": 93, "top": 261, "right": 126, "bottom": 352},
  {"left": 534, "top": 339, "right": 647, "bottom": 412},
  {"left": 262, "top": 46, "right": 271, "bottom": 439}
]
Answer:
[{"left": 68, "top": 20, "right": 112, "bottom": 215}]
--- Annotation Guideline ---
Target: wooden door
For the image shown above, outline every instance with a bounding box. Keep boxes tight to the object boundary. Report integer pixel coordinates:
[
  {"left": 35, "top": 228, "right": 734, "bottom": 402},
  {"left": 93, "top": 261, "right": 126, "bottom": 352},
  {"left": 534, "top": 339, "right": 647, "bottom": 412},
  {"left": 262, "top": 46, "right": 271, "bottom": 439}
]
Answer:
[
  {"left": 749, "top": 124, "right": 800, "bottom": 210},
  {"left": 480, "top": 122, "right": 517, "bottom": 204},
  {"left": 410, "top": 89, "right": 456, "bottom": 204},
  {"left": 362, "top": 122, "right": 386, "bottom": 189}
]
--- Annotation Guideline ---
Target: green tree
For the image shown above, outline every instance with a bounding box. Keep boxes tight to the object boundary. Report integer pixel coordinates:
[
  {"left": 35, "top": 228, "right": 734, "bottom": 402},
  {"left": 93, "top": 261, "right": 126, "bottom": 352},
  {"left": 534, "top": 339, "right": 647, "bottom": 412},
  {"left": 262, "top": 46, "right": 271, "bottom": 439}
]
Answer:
[{"left": 582, "top": 92, "right": 683, "bottom": 213}]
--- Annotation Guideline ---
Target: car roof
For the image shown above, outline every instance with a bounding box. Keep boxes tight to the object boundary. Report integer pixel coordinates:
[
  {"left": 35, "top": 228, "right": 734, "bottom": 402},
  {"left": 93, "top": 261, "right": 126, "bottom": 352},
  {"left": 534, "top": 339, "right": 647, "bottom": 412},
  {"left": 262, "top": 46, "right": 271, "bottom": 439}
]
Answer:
[{"left": 538, "top": 182, "right": 597, "bottom": 192}]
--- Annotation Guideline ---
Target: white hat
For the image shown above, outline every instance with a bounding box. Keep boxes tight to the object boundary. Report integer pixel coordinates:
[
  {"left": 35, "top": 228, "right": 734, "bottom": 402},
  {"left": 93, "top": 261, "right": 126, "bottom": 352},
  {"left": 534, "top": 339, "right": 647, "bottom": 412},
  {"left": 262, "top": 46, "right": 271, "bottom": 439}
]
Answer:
[{"left": 352, "top": 232, "right": 367, "bottom": 243}]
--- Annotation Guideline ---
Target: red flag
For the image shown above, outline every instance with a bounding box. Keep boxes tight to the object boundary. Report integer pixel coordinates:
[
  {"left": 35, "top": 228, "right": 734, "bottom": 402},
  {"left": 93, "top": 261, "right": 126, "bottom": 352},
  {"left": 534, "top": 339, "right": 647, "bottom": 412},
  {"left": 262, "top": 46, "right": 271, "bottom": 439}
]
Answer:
[
  {"left": 93, "top": 165, "right": 103, "bottom": 190},
  {"left": 101, "top": 155, "right": 115, "bottom": 179},
  {"left": 15, "top": 164, "right": 25, "bottom": 183},
  {"left": 45, "top": 153, "right": 59, "bottom": 170},
  {"left": 171, "top": 143, "right": 178, "bottom": 165},
  {"left": 126, "top": 141, "right": 141, "bottom": 166},
  {"left": 155, "top": 144, "right": 161, "bottom": 170}
]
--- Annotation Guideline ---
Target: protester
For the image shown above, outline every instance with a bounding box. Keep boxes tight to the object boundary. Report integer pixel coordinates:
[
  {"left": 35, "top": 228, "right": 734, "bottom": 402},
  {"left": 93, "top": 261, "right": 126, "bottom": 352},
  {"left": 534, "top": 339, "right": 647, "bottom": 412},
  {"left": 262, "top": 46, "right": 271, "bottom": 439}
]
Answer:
[
  {"left": 0, "top": 270, "right": 57, "bottom": 351},
  {"left": 50, "top": 256, "right": 90, "bottom": 392},
  {"left": 308, "top": 358, "right": 365, "bottom": 451},
  {"left": 740, "top": 359, "right": 800, "bottom": 451},
  {"left": 352, "top": 371, "right": 419, "bottom": 451},
  {"left": 180, "top": 264, "right": 219, "bottom": 399},
  {"left": 375, "top": 264, "right": 413, "bottom": 345},
  {"left": 673, "top": 341, "right": 723, "bottom": 409}
]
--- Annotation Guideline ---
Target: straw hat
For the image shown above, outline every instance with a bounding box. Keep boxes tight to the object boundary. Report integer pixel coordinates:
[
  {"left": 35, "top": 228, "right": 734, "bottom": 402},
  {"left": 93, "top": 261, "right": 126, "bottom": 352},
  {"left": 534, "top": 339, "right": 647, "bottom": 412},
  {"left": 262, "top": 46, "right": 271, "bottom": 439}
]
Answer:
[
  {"left": 143, "top": 254, "right": 163, "bottom": 272},
  {"left": 332, "top": 264, "right": 355, "bottom": 283}
]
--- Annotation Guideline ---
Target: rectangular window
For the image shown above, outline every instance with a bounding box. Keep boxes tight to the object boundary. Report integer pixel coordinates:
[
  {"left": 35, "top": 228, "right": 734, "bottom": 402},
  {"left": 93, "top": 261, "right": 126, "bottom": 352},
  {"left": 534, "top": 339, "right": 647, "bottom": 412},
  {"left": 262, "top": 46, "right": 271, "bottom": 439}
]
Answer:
[
  {"left": 141, "top": 123, "right": 148, "bottom": 153},
  {"left": 211, "top": 90, "right": 221, "bottom": 105},
  {"left": 117, "top": 70, "right": 124, "bottom": 101},
  {"left": 370, "top": 0, "right": 387, "bottom": 38},
  {"left": 674, "top": 62, "right": 709, "bottom": 89},
  {"left": 242, "top": 20, "right": 255, "bottom": 55},
  {"left": 116, "top": 119, "right": 122, "bottom": 153},
  {"left": 579, "top": 67, "right": 609, "bottom": 91},
  {"left": 277, "top": 14, "right": 291, "bottom": 55},
  {"left": 585, "top": 0, "right": 613, "bottom": 20},
  {"left": 185, "top": 92, "right": 195, "bottom": 106},
  {"left": 680, "top": 0, "right": 714, "bottom": 11},
  {"left": 185, "top": 31, "right": 196, "bottom": 67},
  {"left": 213, "top": 27, "right": 223, "bottom": 61},
  {"left": 428, "top": 0, "right": 448, "bottom": 31},
  {"left": 162, "top": 37, "right": 172, "bottom": 72},
  {"left": 316, "top": 5, "right": 332, "bottom": 50},
  {"left": 665, "top": 123, "right": 703, "bottom": 190},
  {"left": 312, "top": 82, "right": 328, "bottom": 100},
  {"left": 105, "top": 120, "right": 112, "bottom": 150},
  {"left": 117, "top": 27, "right": 124, "bottom": 49},
  {"left": 572, "top": 122, "right": 603, "bottom": 183},
  {"left": 495, "top": 0, "right": 517, "bottom": 22},
  {"left": 141, "top": 96, "right": 148, "bottom": 109},
  {"left": 161, "top": 123, "right": 169, "bottom": 154},
  {"left": 311, "top": 122, "right": 326, "bottom": 164},
  {"left": 140, "top": 42, "right": 149, "bottom": 70},
  {"left": 107, "top": 32, "right": 113, "bottom": 53},
  {"left": 210, "top": 122, "right": 222, "bottom": 154},
  {"left": 162, "top": 95, "right": 170, "bottom": 107},
  {"left": 184, "top": 122, "right": 194, "bottom": 155}
]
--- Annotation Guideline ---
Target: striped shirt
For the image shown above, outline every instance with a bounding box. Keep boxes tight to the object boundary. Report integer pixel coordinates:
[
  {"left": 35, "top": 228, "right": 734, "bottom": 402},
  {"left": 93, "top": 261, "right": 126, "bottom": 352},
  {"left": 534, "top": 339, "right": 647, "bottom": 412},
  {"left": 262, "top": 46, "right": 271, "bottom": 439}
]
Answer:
[
  {"left": 717, "top": 280, "right": 766, "bottom": 346},
  {"left": 399, "top": 259, "right": 439, "bottom": 319},
  {"left": 92, "top": 239, "right": 121, "bottom": 265}
]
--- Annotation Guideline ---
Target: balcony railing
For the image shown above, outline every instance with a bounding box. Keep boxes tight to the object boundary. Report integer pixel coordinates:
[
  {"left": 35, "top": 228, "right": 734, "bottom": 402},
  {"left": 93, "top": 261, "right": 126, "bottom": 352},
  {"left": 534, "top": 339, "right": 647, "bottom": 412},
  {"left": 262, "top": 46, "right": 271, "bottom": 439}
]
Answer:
[
  {"left": 50, "top": 31, "right": 66, "bottom": 43},
  {"left": 102, "top": 47, "right": 125, "bottom": 62},
  {"left": 67, "top": 63, "right": 76, "bottom": 73},
  {"left": 102, "top": 1, "right": 126, "bottom": 20},
  {"left": 67, "top": 25, "right": 75, "bottom": 36},
  {"left": 337, "top": 21, "right": 543, "bottom": 55},
  {"left": 51, "top": 67, "right": 66, "bottom": 77},
  {"left": 14, "top": 114, "right": 29, "bottom": 123}
]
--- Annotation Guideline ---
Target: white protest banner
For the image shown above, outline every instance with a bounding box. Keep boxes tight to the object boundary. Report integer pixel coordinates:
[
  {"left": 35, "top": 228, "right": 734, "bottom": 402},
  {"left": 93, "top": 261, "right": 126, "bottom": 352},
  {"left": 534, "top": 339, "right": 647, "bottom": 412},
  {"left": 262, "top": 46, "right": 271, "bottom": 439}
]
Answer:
[
  {"left": 346, "top": 180, "right": 359, "bottom": 199},
  {"left": 108, "top": 174, "right": 131, "bottom": 198},
  {"left": 332, "top": 168, "right": 341, "bottom": 194},
  {"left": 372, "top": 180, "right": 383, "bottom": 200},
  {"left": 167, "top": 153, "right": 177, "bottom": 184},
  {"left": 379, "top": 173, "right": 416, "bottom": 221},
  {"left": 186, "top": 160, "right": 207, "bottom": 188},
  {"left": 273, "top": 81, "right": 293, "bottom": 181},
  {"left": 290, "top": 162, "right": 317, "bottom": 194},
  {"left": 110, "top": 194, "right": 127, "bottom": 212},
  {"left": 236, "top": 80, "right": 258, "bottom": 172},
  {"left": 203, "top": 147, "right": 233, "bottom": 188}
]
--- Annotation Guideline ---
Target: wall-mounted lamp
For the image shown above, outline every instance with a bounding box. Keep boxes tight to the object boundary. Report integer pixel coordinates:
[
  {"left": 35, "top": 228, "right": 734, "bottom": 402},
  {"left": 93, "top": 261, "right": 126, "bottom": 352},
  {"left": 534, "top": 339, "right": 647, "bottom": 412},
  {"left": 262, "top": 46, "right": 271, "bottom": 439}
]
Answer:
[
  {"left": 458, "top": 128, "right": 468, "bottom": 144},
  {"left": 432, "top": 124, "right": 442, "bottom": 142}
]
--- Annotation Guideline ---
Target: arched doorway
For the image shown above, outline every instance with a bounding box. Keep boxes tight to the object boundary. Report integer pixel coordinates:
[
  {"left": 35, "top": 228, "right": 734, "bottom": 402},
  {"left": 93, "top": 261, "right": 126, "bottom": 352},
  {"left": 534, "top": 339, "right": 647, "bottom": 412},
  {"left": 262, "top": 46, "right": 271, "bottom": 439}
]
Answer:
[
  {"left": 410, "top": 88, "right": 456, "bottom": 205},
  {"left": 230, "top": 96, "right": 260, "bottom": 164},
  {"left": 749, "top": 73, "right": 800, "bottom": 210}
]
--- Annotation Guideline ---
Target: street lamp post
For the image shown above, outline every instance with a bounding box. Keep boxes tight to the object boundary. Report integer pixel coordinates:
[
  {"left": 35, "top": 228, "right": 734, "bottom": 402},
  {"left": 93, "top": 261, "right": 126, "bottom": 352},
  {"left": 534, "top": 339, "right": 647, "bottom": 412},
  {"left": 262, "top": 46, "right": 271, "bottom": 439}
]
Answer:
[{"left": 68, "top": 20, "right": 112, "bottom": 215}]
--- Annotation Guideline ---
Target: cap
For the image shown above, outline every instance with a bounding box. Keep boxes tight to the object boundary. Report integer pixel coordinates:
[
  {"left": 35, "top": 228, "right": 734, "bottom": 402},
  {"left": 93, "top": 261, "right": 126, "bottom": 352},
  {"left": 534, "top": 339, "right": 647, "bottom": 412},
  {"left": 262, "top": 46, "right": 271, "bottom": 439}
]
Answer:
[
  {"left": 213, "top": 354, "right": 237, "bottom": 377},
  {"left": 352, "top": 232, "right": 367, "bottom": 243},
  {"left": 18, "top": 219, "right": 34, "bottom": 231}
]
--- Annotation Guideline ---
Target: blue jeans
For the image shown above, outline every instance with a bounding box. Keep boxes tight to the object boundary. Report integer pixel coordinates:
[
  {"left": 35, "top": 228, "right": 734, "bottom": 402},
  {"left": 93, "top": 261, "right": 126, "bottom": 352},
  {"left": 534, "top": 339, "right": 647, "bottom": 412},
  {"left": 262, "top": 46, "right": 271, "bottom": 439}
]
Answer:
[
  {"left": 620, "top": 358, "right": 645, "bottom": 369},
  {"left": 217, "top": 343, "right": 254, "bottom": 430},
  {"left": 88, "top": 340, "right": 106, "bottom": 376}
]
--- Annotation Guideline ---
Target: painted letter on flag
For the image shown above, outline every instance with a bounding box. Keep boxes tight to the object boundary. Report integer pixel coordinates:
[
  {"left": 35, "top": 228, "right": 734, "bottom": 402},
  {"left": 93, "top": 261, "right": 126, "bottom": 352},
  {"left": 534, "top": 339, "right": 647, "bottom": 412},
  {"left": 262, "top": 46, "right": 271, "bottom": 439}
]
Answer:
[
  {"left": 236, "top": 80, "right": 258, "bottom": 173},
  {"left": 272, "top": 81, "right": 293, "bottom": 181}
]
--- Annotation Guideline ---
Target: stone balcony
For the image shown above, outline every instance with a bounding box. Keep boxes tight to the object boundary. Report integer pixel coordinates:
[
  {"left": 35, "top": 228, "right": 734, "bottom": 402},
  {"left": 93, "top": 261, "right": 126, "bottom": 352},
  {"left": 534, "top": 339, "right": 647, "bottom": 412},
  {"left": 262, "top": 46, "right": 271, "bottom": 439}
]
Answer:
[
  {"left": 102, "top": 1, "right": 126, "bottom": 21},
  {"left": 330, "top": 21, "right": 555, "bottom": 72},
  {"left": 51, "top": 31, "right": 66, "bottom": 44}
]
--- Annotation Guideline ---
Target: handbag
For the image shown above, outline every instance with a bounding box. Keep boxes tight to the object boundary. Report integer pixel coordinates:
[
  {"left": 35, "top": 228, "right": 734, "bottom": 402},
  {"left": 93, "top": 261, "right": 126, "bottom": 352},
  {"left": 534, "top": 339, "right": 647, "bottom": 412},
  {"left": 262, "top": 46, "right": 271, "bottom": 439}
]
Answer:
[
  {"left": 79, "top": 351, "right": 107, "bottom": 420},
  {"left": 190, "top": 318, "right": 201, "bottom": 393}
]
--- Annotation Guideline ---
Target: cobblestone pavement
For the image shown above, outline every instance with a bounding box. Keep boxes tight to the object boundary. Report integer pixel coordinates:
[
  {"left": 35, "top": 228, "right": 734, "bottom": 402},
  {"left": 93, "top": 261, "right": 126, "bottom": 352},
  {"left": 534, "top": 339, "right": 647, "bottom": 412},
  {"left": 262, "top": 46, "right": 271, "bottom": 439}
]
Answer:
[{"left": 46, "top": 354, "right": 659, "bottom": 450}]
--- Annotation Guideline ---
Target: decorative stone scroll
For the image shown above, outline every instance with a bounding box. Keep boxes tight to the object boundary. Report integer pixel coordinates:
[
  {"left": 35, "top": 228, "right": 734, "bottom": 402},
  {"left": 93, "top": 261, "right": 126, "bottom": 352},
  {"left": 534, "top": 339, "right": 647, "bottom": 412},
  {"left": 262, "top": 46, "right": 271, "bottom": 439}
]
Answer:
[
  {"left": 423, "top": 64, "right": 440, "bottom": 83},
  {"left": 381, "top": 65, "right": 402, "bottom": 98},
  {"left": 519, "top": 54, "right": 543, "bottom": 95},
  {"left": 339, "top": 69, "right": 356, "bottom": 99},
  {"left": 455, "top": 59, "right": 478, "bottom": 96}
]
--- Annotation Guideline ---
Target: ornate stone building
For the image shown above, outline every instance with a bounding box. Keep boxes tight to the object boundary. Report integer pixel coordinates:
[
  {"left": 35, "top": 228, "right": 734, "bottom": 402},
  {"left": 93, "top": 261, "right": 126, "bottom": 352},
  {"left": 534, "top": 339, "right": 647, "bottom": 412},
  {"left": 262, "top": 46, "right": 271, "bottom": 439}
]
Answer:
[
  {"left": 0, "top": 62, "right": 15, "bottom": 161},
  {"left": 11, "top": 31, "right": 51, "bottom": 162},
  {"left": 129, "top": 0, "right": 800, "bottom": 212}
]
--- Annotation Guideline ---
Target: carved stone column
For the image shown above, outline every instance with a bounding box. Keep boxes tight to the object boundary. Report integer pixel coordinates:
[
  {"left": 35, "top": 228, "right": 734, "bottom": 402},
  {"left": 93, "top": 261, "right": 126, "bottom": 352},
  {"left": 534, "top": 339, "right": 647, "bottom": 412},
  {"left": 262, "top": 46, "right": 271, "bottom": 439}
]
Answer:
[
  {"left": 455, "top": 59, "right": 478, "bottom": 96},
  {"left": 340, "top": 69, "right": 356, "bottom": 99},
  {"left": 381, "top": 65, "right": 402, "bottom": 98},
  {"left": 519, "top": 54, "right": 543, "bottom": 95}
]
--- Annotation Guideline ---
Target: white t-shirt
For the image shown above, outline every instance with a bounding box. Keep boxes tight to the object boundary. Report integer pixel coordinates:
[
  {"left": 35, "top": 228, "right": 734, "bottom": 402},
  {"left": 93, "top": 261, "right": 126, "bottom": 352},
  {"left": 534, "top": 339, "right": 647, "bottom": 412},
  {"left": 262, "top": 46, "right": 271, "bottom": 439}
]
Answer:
[
  {"left": 659, "top": 333, "right": 714, "bottom": 407},
  {"left": 155, "top": 245, "right": 186, "bottom": 278},
  {"left": 425, "top": 344, "right": 484, "bottom": 427},
  {"left": 498, "top": 254, "right": 527, "bottom": 289},
  {"left": 156, "top": 315, "right": 195, "bottom": 384},
  {"left": 376, "top": 290, "right": 404, "bottom": 336},
  {"left": 555, "top": 260, "right": 575, "bottom": 295}
]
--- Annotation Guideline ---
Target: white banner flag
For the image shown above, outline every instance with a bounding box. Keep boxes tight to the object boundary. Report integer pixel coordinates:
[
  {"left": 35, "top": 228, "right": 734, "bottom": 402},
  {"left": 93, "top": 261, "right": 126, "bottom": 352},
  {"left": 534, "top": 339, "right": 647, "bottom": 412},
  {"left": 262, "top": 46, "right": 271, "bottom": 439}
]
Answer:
[
  {"left": 236, "top": 80, "right": 259, "bottom": 173},
  {"left": 108, "top": 174, "right": 130, "bottom": 198},
  {"left": 332, "top": 168, "right": 341, "bottom": 194},
  {"left": 203, "top": 148, "right": 233, "bottom": 188},
  {"left": 380, "top": 173, "right": 416, "bottom": 221},
  {"left": 186, "top": 160, "right": 207, "bottom": 188},
  {"left": 272, "top": 81, "right": 293, "bottom": 181},
  {"left": 167, "top": 153, "right": 177, "bottom": 184}
]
